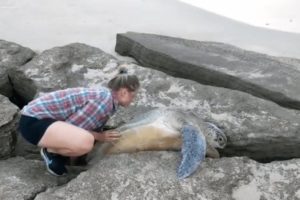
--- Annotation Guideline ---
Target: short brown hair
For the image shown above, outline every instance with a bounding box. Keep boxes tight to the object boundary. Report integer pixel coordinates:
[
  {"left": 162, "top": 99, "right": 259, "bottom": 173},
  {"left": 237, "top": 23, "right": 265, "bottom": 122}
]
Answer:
[{"left": 107, "top": 67, "right": 140, "bottom": 92}]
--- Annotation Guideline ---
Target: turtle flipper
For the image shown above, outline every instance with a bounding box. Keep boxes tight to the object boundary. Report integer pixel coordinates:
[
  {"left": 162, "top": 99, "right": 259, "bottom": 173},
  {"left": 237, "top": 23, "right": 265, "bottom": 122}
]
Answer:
[
  {"left": 177, "top": 125, "right": 206, "bottom": 179},
  {"left": 206, "top": 144, "right": 220, "bottom": 158}
]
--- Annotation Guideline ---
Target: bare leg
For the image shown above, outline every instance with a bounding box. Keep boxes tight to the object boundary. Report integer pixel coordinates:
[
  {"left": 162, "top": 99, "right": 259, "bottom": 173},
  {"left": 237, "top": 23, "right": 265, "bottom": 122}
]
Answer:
[{"left": 38, "top": 121, "right": 94, "bottom": 157}]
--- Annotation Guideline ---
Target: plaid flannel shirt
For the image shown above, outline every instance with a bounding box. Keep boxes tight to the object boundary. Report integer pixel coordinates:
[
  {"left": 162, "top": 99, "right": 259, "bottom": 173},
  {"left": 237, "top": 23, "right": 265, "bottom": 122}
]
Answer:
[{"left": 21, "top": 87, "right": 117, "bottom": 131}]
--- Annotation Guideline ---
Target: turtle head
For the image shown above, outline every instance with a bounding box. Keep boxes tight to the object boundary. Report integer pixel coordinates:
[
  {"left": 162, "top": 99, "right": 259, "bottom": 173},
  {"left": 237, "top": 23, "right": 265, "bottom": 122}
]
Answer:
[{"left": 204, "top": 122, "right": 227, "bottom": 149}]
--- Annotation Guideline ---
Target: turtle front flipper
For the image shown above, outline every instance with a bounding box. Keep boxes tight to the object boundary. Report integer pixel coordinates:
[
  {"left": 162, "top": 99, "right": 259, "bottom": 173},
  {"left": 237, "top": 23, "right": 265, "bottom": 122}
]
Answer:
[
  {"left": 206, "top": 144, "right": 220, "bottom": 158},
  {"left": 177, "top": 125, "right": 206, "bottom": 179}
]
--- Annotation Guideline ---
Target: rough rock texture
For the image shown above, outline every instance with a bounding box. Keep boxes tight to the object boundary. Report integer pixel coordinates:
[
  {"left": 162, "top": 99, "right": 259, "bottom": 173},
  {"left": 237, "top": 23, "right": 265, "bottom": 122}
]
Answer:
[
  {"left": 115, "top": 32, "right": 300, "bottom": 110},
  {"left": 8, "top": 43, "right": 300, "bottom": 162},
  {"left": 2, "top": 41, "right": 300, "bottom": 200},
  {"left": 0, "top": 157, "right": 77, "bottom": 200},
  {"left": 35, "top": 152, "right": 300, "bottom": 200},
  {"left": 275, "top": 57, "right": 300, "bottom": 71},
  {"left": 0, "top": 94, "right": 19, "bottom": 159},
  {"left": 0, "top": 40, "right": 35, "bottom": 98},
  {"left": 9, "top": 43, "right": 115, "bottom": 103},
  {"left": 14, "top": 132, "right": 41, "bottom": 160}
]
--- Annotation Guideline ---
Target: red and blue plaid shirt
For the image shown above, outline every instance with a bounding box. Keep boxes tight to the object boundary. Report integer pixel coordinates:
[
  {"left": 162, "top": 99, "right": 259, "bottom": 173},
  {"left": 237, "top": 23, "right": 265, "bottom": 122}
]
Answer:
[{"left": 21, "top": 87, "right": 117, "bottom": 131}]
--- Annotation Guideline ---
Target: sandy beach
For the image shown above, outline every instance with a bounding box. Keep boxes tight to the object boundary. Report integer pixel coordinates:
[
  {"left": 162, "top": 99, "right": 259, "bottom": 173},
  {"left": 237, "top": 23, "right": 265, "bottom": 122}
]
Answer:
[
  {"left": 180, "top": 0, "right": 300, "bottom": 33},
  {"left": 0, "top": 0, "right": 299, "bottom": 59}
]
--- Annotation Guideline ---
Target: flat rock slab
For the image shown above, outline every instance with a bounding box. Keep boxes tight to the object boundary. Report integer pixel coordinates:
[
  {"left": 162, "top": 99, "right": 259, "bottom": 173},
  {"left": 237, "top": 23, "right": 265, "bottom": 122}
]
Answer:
[
  {"left": 0, "top": 40, "right": 35, "bottom": 98},
  {"left": 115, "top": 32, "right": 300, "bottom": 110},
  {"left": 0, "top": 94, "right": 19, "bottom": 159},
  {"left": 9, "top": 43, "right": 300, "bottom": 161},
  {"left": 35, "top": 152, "right": 300, "bottom": 200},
  {"left": 0, "top": 157, "right": 75, "bottom": 200}
]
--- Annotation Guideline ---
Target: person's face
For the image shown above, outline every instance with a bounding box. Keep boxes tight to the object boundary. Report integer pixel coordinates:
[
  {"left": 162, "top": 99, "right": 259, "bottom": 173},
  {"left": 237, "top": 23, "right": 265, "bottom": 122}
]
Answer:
[{"left": 115, "top": 87, "right": 137, "bottom": 107}]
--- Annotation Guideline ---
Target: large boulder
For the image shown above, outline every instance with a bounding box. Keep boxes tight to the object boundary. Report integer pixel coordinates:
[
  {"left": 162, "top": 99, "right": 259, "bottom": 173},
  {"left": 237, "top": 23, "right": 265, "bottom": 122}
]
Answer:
[
  {"left": 9, "top": 43, "right": 116, "bottom": 103},
  {"left": 14, "top": 132, "right": 41, "bottom": 160},
  {"left": 0, "top": 157, "right": 76, "bottom": 200},
  {"left": 275, "top": 56, "right": 300, "bottom": 71},
  {"left": 9, "top": 43, "right": 300, "bottom": 162},
  {"left": 115, "top": 32, "right": 300, "bottom": 110},
  {"left": 35, "top": 152, "right": 300, "bottom": 200},
  {"left": 0, "top": 94, "right": 19, "bottom": 159},
  {"left": 0, "top": 40, "right": 35, "bottom": 98}
]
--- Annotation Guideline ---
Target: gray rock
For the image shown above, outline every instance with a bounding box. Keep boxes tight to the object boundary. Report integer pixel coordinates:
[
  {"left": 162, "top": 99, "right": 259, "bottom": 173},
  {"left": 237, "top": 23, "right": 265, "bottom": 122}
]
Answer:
[
  {"left": 4, "top": 42, "right": 300, "bottom": 200},
  {"left": 0, "top": 40, "right": 35, "bottom": 98},
  {"left": 0, "top": 95, "right": 19, "bottom": 159},
  {"left": 14, "top": 132, "right": 41, "bottom": 160},
  {"left": 35, "top": 152, "right": 300, "bottom": 200},
  {"left": 115, "top": 32, "right": 300, "bottom": 110},
  {"left": 8, "top": 43, "right": 300, "bottom": 161},
  {"left": 110, "top": 65, "right": 300, "bottom": 161},
  {"left": 9, "top": 43, "right": 116, "bottom": 102},
  {"left": 0, "top": 157, "right": 76, "bottom": 200},
  {"left": 274, "top": 56, "right": 300, "bottom": 72}
]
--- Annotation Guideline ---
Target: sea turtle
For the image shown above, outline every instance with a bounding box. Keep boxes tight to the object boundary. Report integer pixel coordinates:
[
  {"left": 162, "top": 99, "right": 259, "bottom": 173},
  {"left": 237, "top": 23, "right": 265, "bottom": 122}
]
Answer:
[{"left": 92, "top": 108, "right": 227, "bottom": 179}]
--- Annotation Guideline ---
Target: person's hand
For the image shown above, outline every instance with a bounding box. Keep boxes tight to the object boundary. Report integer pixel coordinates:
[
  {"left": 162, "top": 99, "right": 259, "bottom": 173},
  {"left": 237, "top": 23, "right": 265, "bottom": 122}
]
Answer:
[{"left": 94, "top": 130, "right": 121, "bottom": 142}]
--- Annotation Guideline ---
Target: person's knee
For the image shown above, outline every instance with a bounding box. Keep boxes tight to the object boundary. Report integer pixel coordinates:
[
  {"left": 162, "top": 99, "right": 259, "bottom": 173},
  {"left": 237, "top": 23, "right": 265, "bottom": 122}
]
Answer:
[
  {"left": 74, "top": 134, "right": 94, "bottom": 155},
  {"left": 81, "top": 134, "right": 94, "bottom": 153}
]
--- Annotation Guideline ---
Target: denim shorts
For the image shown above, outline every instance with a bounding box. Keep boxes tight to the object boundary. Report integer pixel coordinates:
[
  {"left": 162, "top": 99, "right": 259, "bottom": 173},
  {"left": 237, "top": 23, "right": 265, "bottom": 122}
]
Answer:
[{"left": 18, "top": 115, "right": 57, "bottom": 145}]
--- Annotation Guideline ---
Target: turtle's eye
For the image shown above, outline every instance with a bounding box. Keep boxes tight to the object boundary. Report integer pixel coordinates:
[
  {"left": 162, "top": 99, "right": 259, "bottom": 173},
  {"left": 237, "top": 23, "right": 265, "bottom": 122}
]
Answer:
[
  {"left": 214, "top": 137, "right": 222, "bottom": 143},
  {"left": 217, "top": 134, "right": 227, "bottom": 148}
]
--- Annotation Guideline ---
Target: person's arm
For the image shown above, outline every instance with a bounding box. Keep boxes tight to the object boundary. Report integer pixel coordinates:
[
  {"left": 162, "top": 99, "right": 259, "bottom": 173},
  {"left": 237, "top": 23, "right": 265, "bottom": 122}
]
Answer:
[
  {"left": 66, "top": 99, "right": 121, "bottom": 142},
  {"left": 90, "top": 130, "right": 121, "bottom": 142}
]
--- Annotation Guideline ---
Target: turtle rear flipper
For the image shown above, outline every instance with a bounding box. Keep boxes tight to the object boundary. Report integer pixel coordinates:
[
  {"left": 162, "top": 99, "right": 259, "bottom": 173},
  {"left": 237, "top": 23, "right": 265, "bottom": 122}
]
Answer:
[{"left": 177, "top": 125, "right": 206, "bottom": 179}]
